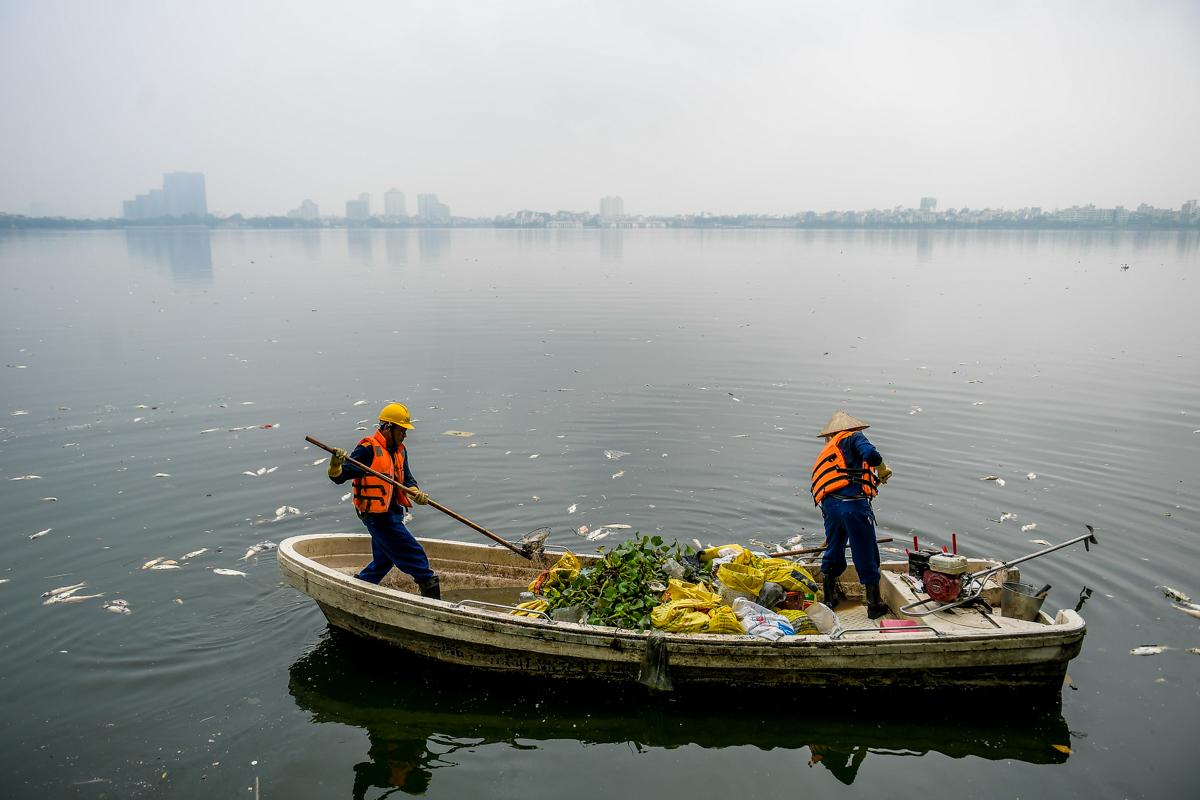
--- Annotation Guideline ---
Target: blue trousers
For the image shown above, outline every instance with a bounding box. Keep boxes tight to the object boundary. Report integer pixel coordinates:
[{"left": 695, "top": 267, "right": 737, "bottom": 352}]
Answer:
[
  {"left": 355, "top": 510, "right": 435, "bottom": 585},
  {"left": 819, "top": 496, "right": 881, "bottom": 586}
]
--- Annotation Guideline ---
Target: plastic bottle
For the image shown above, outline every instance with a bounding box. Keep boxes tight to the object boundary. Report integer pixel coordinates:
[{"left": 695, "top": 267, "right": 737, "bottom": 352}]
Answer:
[{"left": 804, "top": 601, "right": 844, "bottom": 637}]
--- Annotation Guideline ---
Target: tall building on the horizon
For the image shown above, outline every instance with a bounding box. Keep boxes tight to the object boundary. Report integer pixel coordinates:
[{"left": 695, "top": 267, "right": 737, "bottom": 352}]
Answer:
[
  {"left": 920, "top": 197, "right": 937, "bottom": 212},
  {"left": 384, "top": 188, "right": 407, "bottom": 219},
  {"left": 416, "top": 193, "right": 450, "bottom": 222},
  {"left": 123, "top": 172, "right": 207, "bottom": 220},
  {"left": 288, "top": 199, "right": 319, "bottom": 221},
  {"left": 600, "top": 195, "right": 624, "bottom": 219},
  {"left": 346, "top": 192, "right": 370, "bottom": 220}
]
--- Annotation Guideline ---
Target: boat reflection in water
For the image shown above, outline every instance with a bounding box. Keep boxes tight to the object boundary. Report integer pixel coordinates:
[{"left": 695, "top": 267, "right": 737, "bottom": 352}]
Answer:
[{"left": 288, "top": 631, "right": 1073, "bottom": 796}]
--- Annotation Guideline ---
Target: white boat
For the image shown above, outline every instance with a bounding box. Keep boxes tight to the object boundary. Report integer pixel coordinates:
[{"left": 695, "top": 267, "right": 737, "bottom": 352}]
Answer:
[{"left": 278, "top": 533, "right": 1086, "bottom": 693}]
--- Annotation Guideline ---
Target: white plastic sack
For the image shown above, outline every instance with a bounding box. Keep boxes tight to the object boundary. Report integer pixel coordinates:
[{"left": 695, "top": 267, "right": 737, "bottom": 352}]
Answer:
[{"left": 731, "top": 597, "right": 795, "bottom": 640}]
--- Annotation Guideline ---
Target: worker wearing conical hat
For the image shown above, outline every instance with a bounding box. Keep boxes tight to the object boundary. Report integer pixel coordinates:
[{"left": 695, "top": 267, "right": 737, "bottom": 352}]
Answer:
[
  {"left": 810, "top": 410, "right": 893, "bottom": 619},
  {"left": 327, "top": 402, "right": 441, "bottom": 600}
]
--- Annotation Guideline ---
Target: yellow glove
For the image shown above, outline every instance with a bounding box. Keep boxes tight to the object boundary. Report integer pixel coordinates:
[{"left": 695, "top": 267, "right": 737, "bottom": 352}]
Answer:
[
  {"left": 876, "top": 461, "right": 893, "bottom": 485},
  {"left": 327, "top": 448, "right": 348, "bottom": 478},
  {"left": 408, "top": 487, "right": 430, "bottom": 505}
]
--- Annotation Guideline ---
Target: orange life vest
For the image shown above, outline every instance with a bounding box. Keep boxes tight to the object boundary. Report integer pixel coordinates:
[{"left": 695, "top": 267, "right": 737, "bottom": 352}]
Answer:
[
  {"left": 352, "top": 430, "right": 413, "bottom": 515},
  {"left": 810, "top": 430, "right": 879, "bottom": 506}
]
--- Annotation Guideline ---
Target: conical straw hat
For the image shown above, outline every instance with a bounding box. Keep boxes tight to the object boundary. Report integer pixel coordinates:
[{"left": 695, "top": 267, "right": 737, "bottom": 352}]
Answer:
[{"left": 817, "top": 410, "right": 870, "bottom": 438}]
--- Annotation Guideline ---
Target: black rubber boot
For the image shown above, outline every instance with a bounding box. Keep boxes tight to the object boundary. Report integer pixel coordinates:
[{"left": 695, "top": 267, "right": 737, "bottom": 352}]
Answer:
[
  {"left": 418, "top": 575, "right": 441, "bottom": 600},
  {"left": 865, "top": 583, "right": 888, "bottom": 620},
  {"left": 823, "top": 574, "right": 840, "bottom": 610}
]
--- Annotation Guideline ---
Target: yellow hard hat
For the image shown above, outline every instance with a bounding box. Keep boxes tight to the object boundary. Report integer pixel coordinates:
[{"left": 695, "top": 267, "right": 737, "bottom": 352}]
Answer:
[{"left": 379, "top": 402, "right": 414, "bottom": 429}]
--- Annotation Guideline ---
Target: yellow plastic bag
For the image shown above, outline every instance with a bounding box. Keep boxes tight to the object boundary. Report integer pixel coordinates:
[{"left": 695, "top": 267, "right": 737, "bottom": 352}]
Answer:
[
  {"left": 651, "top": 602, "right": 710, "bottom": 633},
  {"left": 717, "top": 562, "right": 766, "bottom": 597},
  {"left": 511, "top": 599, "right": 549, "bottom": 617},
  {"left": 705, "top": 605, "right": 746, "bottom": 635},
  {"left": 527, "top": 551, "right": 581, "bottom": 593},
  {"left": 699, "top": 544, "right": 753, "bottom": 563},
  {"left": 666, "top": 579, "right": 722, "bottom": 605},
  {"left": 758, "top": 558, "right": 821, "bottom": 595}
]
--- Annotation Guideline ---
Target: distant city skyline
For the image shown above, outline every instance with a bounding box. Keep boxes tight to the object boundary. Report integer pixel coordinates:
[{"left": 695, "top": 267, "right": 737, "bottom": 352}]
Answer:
[{"left": 2, "top": 3, "right": 1197, "bottom": 219}]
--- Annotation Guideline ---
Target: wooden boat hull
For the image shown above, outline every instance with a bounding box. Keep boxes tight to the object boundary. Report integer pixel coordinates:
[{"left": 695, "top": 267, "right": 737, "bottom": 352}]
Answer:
[{"left": 279, "top": 534, "right": 1086, "bottom": 693}]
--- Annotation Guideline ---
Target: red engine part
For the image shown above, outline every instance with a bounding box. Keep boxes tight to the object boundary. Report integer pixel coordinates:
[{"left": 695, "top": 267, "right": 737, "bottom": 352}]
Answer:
[{"left": 923, "top": 569, "right": 963, "bottom": 603}]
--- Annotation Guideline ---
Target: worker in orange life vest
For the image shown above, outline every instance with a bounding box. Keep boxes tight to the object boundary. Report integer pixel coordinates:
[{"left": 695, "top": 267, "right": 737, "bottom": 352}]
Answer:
[
  {"left": 810, "top": 410, "right": 893, "bottom": 619},
  {"left": 327, "top": 403, "right": 441, "bottom": 599}
]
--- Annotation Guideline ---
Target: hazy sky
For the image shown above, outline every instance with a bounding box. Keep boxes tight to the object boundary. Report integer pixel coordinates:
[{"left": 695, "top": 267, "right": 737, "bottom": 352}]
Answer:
[{"left": 2, "top": 0, "right": 1198, "bottom": 218}]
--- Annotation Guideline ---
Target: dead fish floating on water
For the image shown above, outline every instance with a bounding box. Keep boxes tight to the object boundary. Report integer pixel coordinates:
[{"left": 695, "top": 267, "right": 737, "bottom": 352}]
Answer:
[
  {"left": 980, "top": 475, "right": 1006, "bottom": 486},
  {"left": 212, "top": 568, "right": 248, "bottom": 577},
  {"left": 242, "top": 541, "right": 277, "bottom": 560},
  {"left": 29, "top": 528, "right": 52, "bottom": 540},
  {"left": 1130, "top": 645, "right": 1170, "bottom": 656},
  {"left": 43, "top": 583, "right": 104, "bottom": 605},
  {"left": 10, "top": 475, "right": 43, "bottom": 481},
  {"left": 1021, "top": 523, "right": 1038, "bottom": 532},
  {"left": 1029, "top": 539, "right": 1052, "bottom": 546},
  {"left": 1158, "top": 586, "right": 1192, "bottom": 603},
  {"left": 103, "top": 599, "right": 132, "bottom": 615},
  {"left": 181, "top": 548, "right": 208, "bottom": 560},
  {"left": 150, "top": 561, "right": 181, "bottom": 570},
  {"left": 1172, "top": 604, "right": 1200, "bottom": 620},
  {"left": 242, "top": 467, "right": 278, "bottom": 477}
]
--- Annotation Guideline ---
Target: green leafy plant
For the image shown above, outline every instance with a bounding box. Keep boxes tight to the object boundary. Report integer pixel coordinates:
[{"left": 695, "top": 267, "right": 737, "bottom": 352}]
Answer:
[{"left": 543, "top": 534, "right": 710, "bottom": 630}]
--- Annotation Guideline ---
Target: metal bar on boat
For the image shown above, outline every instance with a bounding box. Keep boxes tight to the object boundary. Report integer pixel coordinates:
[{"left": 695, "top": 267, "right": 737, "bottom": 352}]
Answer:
[
  {"left": 830, "top": 625, "right": 942, "bottom": 639},
  {"left": 455, "top": 599, "right": 553, "bottom": 620}
]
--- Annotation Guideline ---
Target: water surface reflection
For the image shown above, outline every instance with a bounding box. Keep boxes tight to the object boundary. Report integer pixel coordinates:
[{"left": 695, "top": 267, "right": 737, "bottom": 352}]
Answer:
[{"left": 289, "top": 632, "right": 1072, "bottom": 797}]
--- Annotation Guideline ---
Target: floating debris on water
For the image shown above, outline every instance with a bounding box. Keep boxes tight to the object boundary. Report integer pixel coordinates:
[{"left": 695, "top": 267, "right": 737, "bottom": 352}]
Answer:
[
  {"left": 242, "top": 541, "right": 277, "bottom": 560},
  {"left": 611, "top": 470, "right": 624, "bottom": 479},
  {"left": 353, "top": 400, "right": 368, "bottom": 406},
  {"left": 340, "top": 492, "right": 352, "bottom": 502},
  {"left": 150, "top": 561, "right": 181, "bottom": 570},
  {"left": 1029, "top": 539, "right": 1052, "bottom": 546},
  {"left": 980, "top": 475, "right": 1006, "bottom": 486},
  {"left": 181, "top": 548, "right": 208, "bottom": 560},
  {"left": 41, "top": 497, "right": 57, "bottom": 502},
  {"left": 604, "top": 450, "right": 630, "bottom": 461},
  {"left": 311, "top": 458, "right": 327, "bottom": 466},
  {"left": 213, "top": 568, "right": 248, "bottom": 577},
  {"left": 1051, "top": 744, "right": 1072, "bottom": 754},
  {"left": 1187, "top": 648, "right": 1200, "bottom": 655},
  {"left": 103, "top": 599, "right": 131, "bottom": 615},
  {"left": 42, "top": 582, "right": 86, "bottom": 598},
  {"left": 29, "top": 528, "right": 52, "bottom": 540},
  {"left": 989, "top": 512, "right": 1017, "bottom": 523},
  {"left": 154, "top": 473, "right": 171, "bottom": 478},
  {"left": 1130, "top": 645, "right": 1170, "bottom": 656},
  {"left": 567, "top": 504, "right": 577, "bottom": 514},
  {"left": 1021, "top": 523, "right": 1037, "bottom": 532},
  {"left": 1158, "top": 586, "right": 1192, "bottom": 603},
  {"left": 442, "top": 430, "right": 474, "bottom": 437},
  {"left": 142, "top": 557, "right": 165, "bottom": 569},
  {"left": 10, "top": 475, "right": 42, "bottom": 481},
  {"left": 242, "top": 467, "right": 278, "bottom": 477},
  {"left": 529, "top": 454, "right": 539, "bottom": 459},
  {"left": 1027, "top": 472, "right": 1037, "bottom": 480},
  {"left": 1171, "top": 604, "right": 1200, "bottom": 620},
  {"left": 909, "top": 406, "right": 923, "bottom": 415},
  {"left": 728, "top": 393, "right": 741, "bottom": 402},
  {"left": 11, "top": 410, "right": 30, "bottom": 416}
]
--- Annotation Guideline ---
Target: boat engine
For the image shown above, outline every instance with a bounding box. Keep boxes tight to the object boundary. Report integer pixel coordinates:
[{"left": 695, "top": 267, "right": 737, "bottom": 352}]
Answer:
[{"left": 922, "top": 553, "right": 970, "bottom": 602}]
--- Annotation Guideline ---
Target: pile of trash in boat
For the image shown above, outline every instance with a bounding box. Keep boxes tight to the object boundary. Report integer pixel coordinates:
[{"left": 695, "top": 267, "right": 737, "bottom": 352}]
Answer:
[{"left": 511, "top": 535, "right": 841, "bottom": 639}]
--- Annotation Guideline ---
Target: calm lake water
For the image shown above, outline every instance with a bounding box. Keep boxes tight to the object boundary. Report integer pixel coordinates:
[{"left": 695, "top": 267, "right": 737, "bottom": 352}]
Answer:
[{"left": 1, "top": 228, "right": 1197, "bottom": 798}]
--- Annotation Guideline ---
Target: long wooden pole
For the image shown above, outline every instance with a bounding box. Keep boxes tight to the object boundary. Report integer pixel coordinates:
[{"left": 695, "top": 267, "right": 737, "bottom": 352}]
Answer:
[
  {"left": 306, "top": 435, "right": 533, "bottom": 559},
  {"left": 771, "top": 537, "right": 894, "bottom": 559}
]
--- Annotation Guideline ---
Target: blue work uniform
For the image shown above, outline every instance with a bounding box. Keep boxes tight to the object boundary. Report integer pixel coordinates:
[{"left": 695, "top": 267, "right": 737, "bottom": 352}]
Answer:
[
  {"left": 819, "top": 431, "right": 883, "bottom": 587},
  {"left": 330, "top": 443, "right": 436, "bottom": 585}
]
